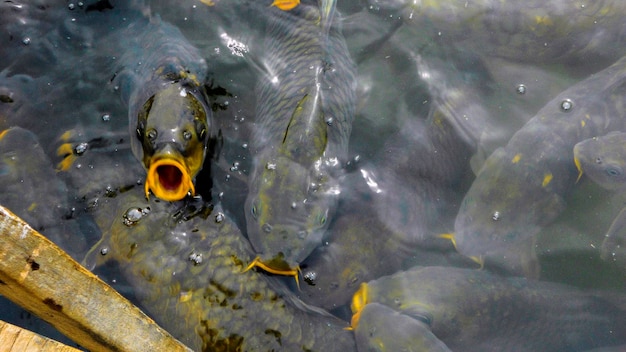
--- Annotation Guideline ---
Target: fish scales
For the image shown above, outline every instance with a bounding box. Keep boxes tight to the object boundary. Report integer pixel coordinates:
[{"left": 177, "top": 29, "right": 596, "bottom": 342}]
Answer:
[
  {"left": 454, "top": 55, "right": 626, "bottom": 275},
  {"left": 87, "top": 188, "right": 355, "bottom": 351},
  {"left": 246, "top": 1, "right": 357, "bottom": 272},
  {"left": 253, "top": 4, "right": 354, "bottom": 157},
  {"left": 353, "top": 266, "right": 626, "bottom": 352}
]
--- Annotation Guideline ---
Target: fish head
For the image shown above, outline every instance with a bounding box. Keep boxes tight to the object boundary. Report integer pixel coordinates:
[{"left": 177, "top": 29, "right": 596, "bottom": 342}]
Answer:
[
  {"left": 573, "top": 132, "right": 626, "bottom": 190},
  {"left": 453, "top": 149, "right": 564, "bottom": 272},
  {"left": 245, "top": 154, "right": 338, "bottom": 275},
  {"left": 352, "top": 302, "right": 449, "bottom": 352},
  {"left": 132, "top": 83, "right": 210, "bottom": 201}
]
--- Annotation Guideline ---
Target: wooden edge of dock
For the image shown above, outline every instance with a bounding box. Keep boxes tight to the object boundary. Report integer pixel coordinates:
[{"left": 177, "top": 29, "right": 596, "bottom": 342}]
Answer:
[
  {"left": 0, "top": 205, "right": 194, "bottom": 352},
  {"left": 0, "top": 319, "right": 82, "bottom": 352}
]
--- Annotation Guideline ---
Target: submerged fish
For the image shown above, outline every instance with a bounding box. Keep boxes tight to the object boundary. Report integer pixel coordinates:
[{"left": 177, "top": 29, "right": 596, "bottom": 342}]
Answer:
[
  {"left": 372, "top": 0, "right": 626, "bottom": 66},
  {"left": 353, "top": 302, "right": 452, "bottom": 352},
  {"left": 110, "top": 14, "right": 213, "bottom": 202},
  {"left": 297, "top": 101, "right": 477, "bottom": 310},
  {"left": 245, "top": 0, "right": 356, "bottom": 278},
  {"left": 573, "top": 132, "right": 626, "bottom": 268},
  {"left": 0, "top": 127, "right": 86, "bottom": 257},
  {"left": 351, "top": 266, "right": 626, "bottom": 352},
  {"left": 574, "top": 132, "right": 626, "bottom": 190},
  {"left": 453, "top": 55, "right": 626, "bottom": 276},
  {"left": 85, "top": 188, "right": 356, "bottom": 351}
]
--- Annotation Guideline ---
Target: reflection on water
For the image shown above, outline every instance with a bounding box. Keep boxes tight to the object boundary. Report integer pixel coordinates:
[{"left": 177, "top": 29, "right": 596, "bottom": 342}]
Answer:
[{"left": 2, "top": 0, "right": 626, "bottom": 351}]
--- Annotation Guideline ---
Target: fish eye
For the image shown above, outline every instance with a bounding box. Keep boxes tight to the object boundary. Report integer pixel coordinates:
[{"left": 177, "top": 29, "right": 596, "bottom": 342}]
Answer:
[
  {"left": 251, "top": 201, "right": 259, "bottom": 219},
  {"left": 182, "top": 130, "right": 192, "bottom": 141},
  {"left": 316, "top": 211, "right": 327, "bottom": 226},
  {"left": 147, "top": 129, "right": 157, "bottom": 141},
  {"left": 136, "top": 121, "right": 145, "bottom": 139},
  {"left": 415, "top": 312, "right": 434, "bottom": 327},
  {"left": 195, "top": 120, "right": 207, "bottom": 141},
  {"left": 606, "top": 166, "right": 623, "bottom": 177}
]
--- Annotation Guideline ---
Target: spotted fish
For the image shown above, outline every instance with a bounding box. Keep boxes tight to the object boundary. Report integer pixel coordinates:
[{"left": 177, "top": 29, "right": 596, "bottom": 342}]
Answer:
[
  {"left": 574, "top": 132, "right": 626, "bottom": 268},
  {"left": 84, "top": 187, "right": 356, "bottom": 351},
  {"left": 110, "top": 14, "right": 213, "bottom": 202},
  {"left": 453, "top": 55, "right": 626, "bottom": 276},
  {"left": 244, "top": 0, "right": 356, "bottom": 278},
  {"left": 351, "top": 266, "right": 626, "bottom": 352}
]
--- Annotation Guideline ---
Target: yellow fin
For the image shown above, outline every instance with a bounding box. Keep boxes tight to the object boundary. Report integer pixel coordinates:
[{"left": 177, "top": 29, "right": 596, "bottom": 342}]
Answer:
[
  {"left": 573, "top": 156, "right": 584, "bottom": 183},
  {"left": 349, "top": 283, "right": 369, "bottom": 330},
  {"left": 244, "top": 257, "right": 300, "bottom": 289},
  {"left": 438, "top": 233, "right": 457, "bottom": 249}
]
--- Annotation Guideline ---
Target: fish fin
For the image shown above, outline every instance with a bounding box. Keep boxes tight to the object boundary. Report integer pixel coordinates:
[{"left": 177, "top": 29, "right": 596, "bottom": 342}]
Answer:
[
  {"left": 81, "top": 234, "right": 111, "bottom": 270},
  {"left": 573, "top": 154, "right": 584, "bottom": 183},
  {"left": 244, "top": 257, "right": 301, "bottom": 289},
  {"left": 600, "top": 207, "right": 626, "bottom": 264},
  {"left": 438, "top": 233, "right": 458, "bottom": 249},
  {"left": 318, "top": 0, "right": 337, "bottom": 36}
]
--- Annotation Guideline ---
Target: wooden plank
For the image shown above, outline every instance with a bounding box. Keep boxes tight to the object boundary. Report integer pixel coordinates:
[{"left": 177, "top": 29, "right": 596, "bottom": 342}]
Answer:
[
  {"left": 0, "top": 319, "right": 82, "bottom": 352},
  {"left": 0, "top": 205, "right": 193, "bottom": 352}
]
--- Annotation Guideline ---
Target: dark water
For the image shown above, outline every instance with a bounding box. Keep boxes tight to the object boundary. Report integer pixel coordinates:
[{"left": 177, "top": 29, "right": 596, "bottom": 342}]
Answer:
[{"left": 2, "top": 0, "right": 626, "bottom": 351}]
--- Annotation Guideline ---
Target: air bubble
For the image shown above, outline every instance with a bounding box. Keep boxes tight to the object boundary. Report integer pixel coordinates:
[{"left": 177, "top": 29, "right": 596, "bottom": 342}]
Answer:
[
  {"left": 325, "top": 117, "right": 334, "bottom": 126},
  {"left": 262, "top": 223, "right": 273, "bottom": 233},
  {"left": 492, "top": 211, "right": 501, "bottom": 221},
  {"left": 123, "top": 207, "right": 144, "bottom": 226},
  {"left": 303, "top": 271, "right": 317, "bottom": 285},
  {"left": 188, "top": 252, "right": 203, "bottom": 265},
  {"left": 101, "top": 113, "right": 111, "bottom": 122},
  {"left": 100, "top": 247, "right": 108, "bottom": 255},
  {"left": 22, "top": 37, "right": 31, "bottom": 45},
  {"left": 68, "top": 3, "right": 75, "bottom": 10},
  {"left": 74, "top": 142, "right": 88, "bottom": 155},
  {"left": 560, "top": 99, "right": 573, "bottom": 112},
  {"left": 215, "top": 212, "right": 225, "bottom": 223},
  {"left": 266, "top": 162, "right": 276, "bottom": 170},
  {"left": 516, "top": 84, "right": 526, "bottom": 95}
]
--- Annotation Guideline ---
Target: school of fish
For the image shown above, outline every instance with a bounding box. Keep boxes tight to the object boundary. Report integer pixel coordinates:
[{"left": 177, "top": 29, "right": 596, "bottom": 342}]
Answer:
[{"left": 2, "top": 0, "right": 626, "bottom": 351}]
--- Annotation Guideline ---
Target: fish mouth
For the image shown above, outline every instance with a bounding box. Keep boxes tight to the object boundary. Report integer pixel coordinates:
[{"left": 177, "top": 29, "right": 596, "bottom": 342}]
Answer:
[{"left": 145, "top": 157, "right": 195, "bottom": 201}]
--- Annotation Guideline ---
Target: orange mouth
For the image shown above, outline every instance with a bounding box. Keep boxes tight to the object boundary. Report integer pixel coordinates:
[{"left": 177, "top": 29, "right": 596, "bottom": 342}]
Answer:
[{"left": 145, "top": 158, "right": 195, "bottom": 201}]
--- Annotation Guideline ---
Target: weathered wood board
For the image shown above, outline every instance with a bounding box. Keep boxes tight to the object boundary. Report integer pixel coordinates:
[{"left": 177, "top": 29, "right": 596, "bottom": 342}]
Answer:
[{"left": 0, "top": 205, "right": 193, "bottom": 352}]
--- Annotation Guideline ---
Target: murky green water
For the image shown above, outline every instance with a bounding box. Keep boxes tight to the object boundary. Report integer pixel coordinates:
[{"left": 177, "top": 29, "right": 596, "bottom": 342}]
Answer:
[{"left": 2, "top": 0, "right": 626, "bottom": 351}]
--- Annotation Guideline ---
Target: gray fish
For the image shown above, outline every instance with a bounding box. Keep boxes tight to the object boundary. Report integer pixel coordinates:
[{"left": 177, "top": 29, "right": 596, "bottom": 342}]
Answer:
[
  {"left": 0, "top": 127, "right": 85, "bottom": 257},
  {"left": 297, "top": 105, "right": 477, "bottom": 310},
  {"left": 244, "top": 0, "right": 357, "bottom": 278},
  {"left": 108, "top": 13, "right": 213, "bottom": 202},
  {"left": 353, "top": 302, "right": 452, "bottom": 352},
  {"left": 351, "top": 266, "right": 626, "bottom": 352},
  {"left": 574, "top": 132, "right": 626, "bottom": 268},
  {"left": 369, "top": 0, "right": 626, "bottom": 65},
  {"left": 85, "top": 187, "right": 356, "bottom": 351},
  {"left": 574, "top": 132, "right": 626, "bottom": 191},
  {"left": 453, "top": 55, "right": 626, "bottom": 276}
]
